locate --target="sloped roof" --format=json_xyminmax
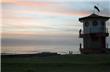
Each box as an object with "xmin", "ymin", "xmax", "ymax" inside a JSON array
[{"xmin": 79, "ymin": 13, "xmax": 110, "ymax": 22}]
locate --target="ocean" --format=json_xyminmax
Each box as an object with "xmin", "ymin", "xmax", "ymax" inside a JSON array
[{"xmin": 1, "ymin": 34, "xmax": 81, "ymax": 54}]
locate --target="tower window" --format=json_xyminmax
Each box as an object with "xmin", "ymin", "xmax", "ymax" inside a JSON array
[
  {"xmin": 93, "ymin": 21, "xmax": 98, "ymax": 26},
  {"xmin": 84, "ymin": 22, "xmax": 89, "ymax": 27}
]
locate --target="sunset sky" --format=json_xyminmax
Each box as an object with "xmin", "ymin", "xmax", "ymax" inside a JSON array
[{"xmin": 1, "ymin": 0, "xmax": 110, "ymax": 54}]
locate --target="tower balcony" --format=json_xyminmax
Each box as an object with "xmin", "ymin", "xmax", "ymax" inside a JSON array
[{"xmin": 79, "ymin": 29, "xmax": 109, "ymax": 38}]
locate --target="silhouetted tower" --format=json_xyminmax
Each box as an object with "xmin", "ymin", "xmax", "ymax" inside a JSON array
[{"xmin": 79, "ymin": 13, "xmax": 110, "ymax": 54}]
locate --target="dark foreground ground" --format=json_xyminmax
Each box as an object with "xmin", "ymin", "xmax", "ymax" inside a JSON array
[{"xmin": 2, "ymin": 54, "xmax": 110, "ymax": 72}]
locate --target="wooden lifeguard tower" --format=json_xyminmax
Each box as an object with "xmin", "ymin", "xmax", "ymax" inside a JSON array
[{"xmin": 79, "ymin": 7, "xmax": 110, "ymax": 54}]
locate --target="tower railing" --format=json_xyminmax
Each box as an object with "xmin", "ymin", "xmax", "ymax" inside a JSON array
[{"xmin": 79, "ymin": 28, "xmax": 109, "ymax": 37}]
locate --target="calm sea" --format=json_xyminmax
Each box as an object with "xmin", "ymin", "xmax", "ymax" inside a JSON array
[{"xmin": 2, "ymin": 35, "xmax": 82, "ymax": 54}]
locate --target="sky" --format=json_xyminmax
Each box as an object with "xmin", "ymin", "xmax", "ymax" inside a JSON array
[{"xmin": 1, "ymin": 0, "xmax": 110, "ymax": 54}]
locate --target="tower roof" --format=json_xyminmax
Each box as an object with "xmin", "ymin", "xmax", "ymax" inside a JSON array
[{"xmin": 79, "ymin": 13, "xmax": 110, "ymax": 22}]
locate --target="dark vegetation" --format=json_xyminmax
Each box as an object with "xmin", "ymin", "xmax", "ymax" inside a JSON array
[{"xmin": 2, "ymin": 54, "xmax": 110, "ymax": 72}]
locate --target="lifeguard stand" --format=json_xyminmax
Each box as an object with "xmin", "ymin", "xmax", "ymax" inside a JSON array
[{"xmin": 79, "ymin": 13, "xmax": 110, "ymax": 54}]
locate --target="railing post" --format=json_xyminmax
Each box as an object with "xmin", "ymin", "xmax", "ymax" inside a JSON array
[
  {"xmin": 79, "ymin": 29, "xmax": 82, "ymax": 37},
  {"xmin": 80, "ymin": 43, "xmax": 82, "ymax": 49},
  {"xmin": 79, "ymin": 43, "xmax": 82, "ymax": 52}
]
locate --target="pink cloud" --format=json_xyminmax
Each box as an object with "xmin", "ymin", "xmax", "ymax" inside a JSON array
[{"xmin": 15, "ymin": 1, "xmax": 48, "ymax": 7}]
